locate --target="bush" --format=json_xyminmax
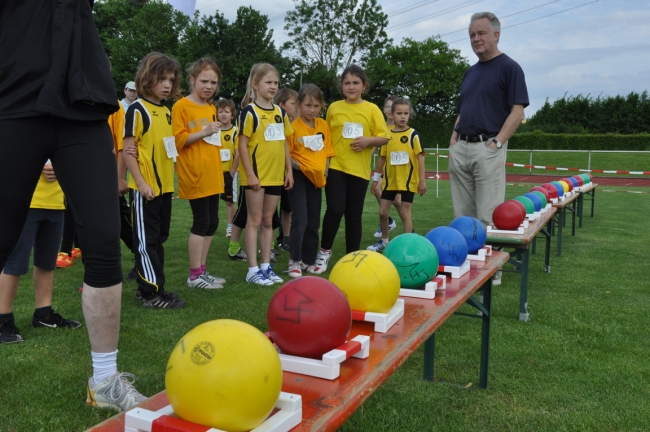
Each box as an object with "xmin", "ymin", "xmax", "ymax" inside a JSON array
[{"xmin": 510, "ymin": 132, "xmax": 650, "ymax": 151}]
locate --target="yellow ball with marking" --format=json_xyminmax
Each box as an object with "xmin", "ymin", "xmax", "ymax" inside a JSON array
[
  {"xmin": 165, "ymin": 319, "xmax": 282, "ymax": 432},
  {"xmin": 329, "ymin": 250, "xmax": 400, "ymax": 313},
  {"xmin": 558, "ymin": 180, "xmax": 570, "ymax": 193}
]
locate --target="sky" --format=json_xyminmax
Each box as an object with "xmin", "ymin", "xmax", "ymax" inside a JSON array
[{"xmin": 191, "ymin": 0, "xmax": 650, "ymax": 116}]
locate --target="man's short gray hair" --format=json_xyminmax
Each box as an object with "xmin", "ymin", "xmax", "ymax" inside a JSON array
[{"xmin": 471, "ymin": 12, "xmax": 501, "ymax": 33}]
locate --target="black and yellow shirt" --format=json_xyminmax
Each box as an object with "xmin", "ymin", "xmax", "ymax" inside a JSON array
[
  {"xmin": 380, "ymin": 128, "xmax": 424, "ymax": 192},
  {"xmin": 125, "ymin": 98, "xmax": 175, "ymax": 195},
  {"xmin": 239, "ymin": 103, "xmax": 293, "ymax": 187},
  {"xmin": 220, "ymin": 125, "xmax": 238, "ymax": 172}
]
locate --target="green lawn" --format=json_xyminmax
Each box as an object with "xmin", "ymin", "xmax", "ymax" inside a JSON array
[{"xmin": 1, "ymin": 181, "xmax": 649, "ymax": 431}]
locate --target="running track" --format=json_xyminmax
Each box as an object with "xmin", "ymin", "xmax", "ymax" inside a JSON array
[{"xmin": 426, "ymin": 173, "xmax": 650, "ymax": 187}]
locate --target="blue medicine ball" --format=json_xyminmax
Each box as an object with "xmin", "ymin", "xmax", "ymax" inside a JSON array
[
  {"xmin": 449, "ymin": 216, "xmax": 486, "ymax": 254},
  {"xmin": 550, "ymin": 181, "xmax": 565, "ymax": 197},
  {"xmin": 522, "ymin": 193, "xmax": 543, "ymax": 212},
  {"xmin": 425, "ymin": 226, "xmax": 468, "ymax": 267},
  {"xmin": 568, "ymin": 177, "xmax": 579, "ymax": 188}
]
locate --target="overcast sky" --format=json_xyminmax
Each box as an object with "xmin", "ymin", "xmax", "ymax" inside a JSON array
[{"xmin": 193, "ymin": 0, "xmax": 650, "ymax": 116}]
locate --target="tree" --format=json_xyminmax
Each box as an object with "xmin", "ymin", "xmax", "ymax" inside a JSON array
[
  {"xmin": 365, "ymin": 37, "xmax": 468, "ymax": 119},
  {"xmin": 283, "ymin": 0, "xmax": 390, "ymax": 72}
]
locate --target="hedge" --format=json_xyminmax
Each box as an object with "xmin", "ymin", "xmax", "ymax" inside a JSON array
[{"xmin": 509, "ymin": 132, "xmax": 650, "ymax": 151}]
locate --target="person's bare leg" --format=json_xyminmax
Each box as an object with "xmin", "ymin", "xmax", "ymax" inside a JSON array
[
  {"xmin": 82, "ymin": 284, "xmax": 121, "ymax": 353},
  {"xmin": 32, "ymin": 267, "xmax": 53, "ymax": 309},
  {"xmin": 244, "ymin": 190, "xmax": 264, "ymax": 268},
  {"xmin": 226, "ymin": 202, "xmax": 236, "ymax": 225},
  {"xmin": 231, "ymin": 225, "xmax": 243, "ymax": 243},
  {"xmin": 379, "ymin": 199, "xmax": 392, "ymax": 240},
  {"xmin": 0, "ymin": 272, "xmax": 19, "ymax": 314},
  {"xmin": 260, "ymin": 195, "xmax": 280, "ymax": 264},
  {"xmin": 397, "ymin": 202, "xmax": 413, "ymax": 234}
]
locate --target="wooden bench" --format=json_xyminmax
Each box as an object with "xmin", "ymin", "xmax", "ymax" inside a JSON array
[
  {"xmin": 576, "ymin": 183, "xmax": 597, "ymax": 228},
  {"xmin": 86, "ymin": 252, "xmax": 508, "ymax": 432}
]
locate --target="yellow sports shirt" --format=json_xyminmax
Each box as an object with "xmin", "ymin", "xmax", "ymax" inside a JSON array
[
  {"xmin": 380, "ymin": 127, "xmax": 424, "ymax": 192},
  {"xmin": 220, "ymin": 125, "xmax": 238, "ymax": 172},
  {"xmin": 30, "ymin": 172, "xmax": 65, "ymax": 210},
  {"xmin": 287, "ymin": 117, "xmax": 335, "ymax": 189}
]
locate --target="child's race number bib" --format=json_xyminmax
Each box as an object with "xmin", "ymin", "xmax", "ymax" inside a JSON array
[
  {"xmin": 163, "ymin": 136, "xmax": 178, "ymax": 159},
  {"xmin": 202, "ymin": 127, "xmax": 221, "ymax": 146},
  {"xmin": 390, "ymin": 151, "xmax": 409, "ymax": 165},
  {"xmin": 303, "ymin": 134, "xmax": 324, "ymax": 152},
  {"xmin": 264, "ymin": 123, "xmax": 285, "ymax": 141},
  {"xmin": 342, "ymin": 122, "xmax": 363, "ymax": 139},
  {"xmin": 220, "ymin": 149, "xmax": 231, "ymax": 161}
]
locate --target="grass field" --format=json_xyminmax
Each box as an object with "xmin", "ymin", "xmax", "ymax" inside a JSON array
[{"xmin": 1, "ymin": 180, "xmax": 649, "ymax": 431}]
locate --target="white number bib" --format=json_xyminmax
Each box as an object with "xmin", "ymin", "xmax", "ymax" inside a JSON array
[
  {"xmin": 390, "ymin": 151, "xmax": 409, "ymax": 165},
  {"xmin": 202, "ymin": 127, "xmax": 221, "ymax": 146},
  {"xmin": 342, "ymin": 122, "xmax": 364, "ymax": 139},
  {"xmin": 303, "ymin": 134, "xmax": 324, "ymax": 152},
  {"xmin": 163, "ymin": 136, "xmax": 178, "ymax": 159},
  {"xmin": 264, "ymin": 123, "xmax": 285, "ymax": 141},
  {"xmin": 220, "ymin": 149, "xmax": 231, "ymax": 161}
]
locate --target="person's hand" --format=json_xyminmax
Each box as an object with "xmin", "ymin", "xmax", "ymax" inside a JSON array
[
  {"xmin": 138, "ymin": 183, "xmax": 155, "ymax": 201},
  {"xmin": 449, "ymin": 136, "xmax": 458, "ymax": 147},
  {"xmin": 118, "ymin": 178, "xmax": 129, "ymax": 196},
  {"xmin": 248, "ymin": 174, "xmax": 261, "ymax": 191},
  {"xmin": 418, "ymin": 179, "xmax": 427, "ymax": 196},
  {"xmin": 284, "ymin": 171, "xmax": 294, "ymax": 190},
  {"xmin": 203, "ymin": 122, "xmax": 221, "ymax": 137},
  {"xmin": 42, "ymin": 163, "xmax": 56, "ymax": 182},
  {"xmin": 350, "ymin": 136, "xmax": 371, "ymax": 152},
  {"xmin": 124, "ymin": 145, "xmax": 139, "ymax": 159},
  {"xmin": 371, "ymin": 181, "xmax": 379, "ymax": 194},
  {"xmin": 230, "ymin": 168, "xmax": 237, "ymax": 178}
]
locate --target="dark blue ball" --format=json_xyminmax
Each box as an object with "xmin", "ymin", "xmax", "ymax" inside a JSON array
[
  {"xmin": 425, "ymin": 227, "xmax": 468, "ymax": 267},
  {"xmin": 550, "ymin": 181, "xmax": 565, "ymax": 197},
  {"xmin": 568, "ymin": 177, "xmax": 579, "ymax": 187},
  {"xmin": 523, "ymin": 193, "xmax": 542, "ymax": 212},
  {"xmin": 449, "ymin": 216, "xmax": 486, "ymax": 254}
]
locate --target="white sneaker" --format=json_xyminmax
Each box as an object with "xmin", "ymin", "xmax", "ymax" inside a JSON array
[
  {"xmin": 246, "ymin": 269, "xmax": 273, "ymax": 286},
  {"xmin": 203, "ymin": 271, "xmax": 226, "ymax": 285},
  {"xmin": 187, "ymin": 274, "xmax": 223, "ymax": 289},
  {"xmin": 301, "ymin": 262, "xmax": 316, "ymax": 274},
  {"xmin": 225, "ymin": 226, "xmax": 232, "ymax": 238},
  {"xmin": 367, "ymin": 240, "xmax": 388, "ymax": 253},
  {"xmin": 311, "ymin": 249, "xmax": 332, "ymax": 275},
  {"xmin": 86, "ymin": 372, "xmax": 147, "ymax": 412},
  {"xmin": 264, "ymin": 267, "xmax": 284, "ymax": 283},
  {"xmin": 374, "ymin": 219, "xmax": 397, "ymax": 238},
  {"xmin": 288, "ymin": 261, "xmax": 302, "ymax": 278}
]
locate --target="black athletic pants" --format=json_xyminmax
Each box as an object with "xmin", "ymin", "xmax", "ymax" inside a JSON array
[
  {"xmin": 0, "ymin": 117, "xmax": 122, "ymax": 287},
  {"xmin": 321, "ymin": 169, "xmax": 369, "ymax": 253},
  {"xmin": 288, "ymin": 169, "xmax": 322, "ymax": 265}
]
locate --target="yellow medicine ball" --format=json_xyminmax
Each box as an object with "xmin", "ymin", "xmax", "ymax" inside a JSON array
[
  {"xmin": 329, "ymin": 250, "xmax": 400, "ymax": 313},
  {"xmin": 166, "ymin": 319, "xmax": 282, "ymax": 432},
  {"xmin": 558, "ymin": 180, "xmax": 569, "ymax": 193}
]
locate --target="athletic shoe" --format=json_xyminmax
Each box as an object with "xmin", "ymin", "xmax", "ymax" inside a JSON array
[
  {"xmin": 32, "ymin": 310, "xmax": 82, "ymax": 329},
  {"xmin": 187, "ymin": 274, "xmax": 223, "ymax": 289},
  {"xmin": 264, "ymin": 267, "xmax": 283, "ymax": 283},
  {"xmin": 367, "ymin": 240, "xmax": 388, "ymax": 253},
  {"xmin": 134, "ymin": 290, "xmax": 178, "ymax": 301},
  {"xmin": 301, "ymin": 262, "xmax": 316, "ymax": 274},
  {"xmin": 373, "ymin": 218, "xmax": 398, "ymax": 238},
  {"xmin": 280, "ymin": 242, "xmax": 291, "ymax": 252},
  {"xmin": 56, "ymin": 252, "xmax": 73, "ymax": 268},
  {"xmin": 203, "ymin": 271, "xmax": 226, "ymax": 285},
  {"xmin": 71, "ymin": 248, "xmax": 82, "ymax": 260},
  {"xmin": 228, "ymin": 248, "xmax": 247, "ymax": 261},
  {"xmin": 86, "ymin": 372, "xmax": 147, "ymax": 412},
  {"xmin": 288, "ymin": 261, "xmax": 302, "ymax": 278},
  {"xmin": 246, "ymin": 269, "xmax": 273, "ymax": 286},
  {"xmin": 311, "ymin": 249, "xmax": 332, "ymax": 275},
  {"xmin": 126, "ymin": 267, "xmax": 138, "ymax": 281},
  {"xmin": 270, "ymin": 249, "xmax": 278, "ymax": 263},
  {"xmin": 0, "ymin": 321, "xmax": 24, "ymax": 344},
  {"xmin": 225, "ymin": 226, "xmax": 232, "ymax": 238},
  {"xmin": 141, "ymin": 291, "xmax": 186, "ymax": 309}
]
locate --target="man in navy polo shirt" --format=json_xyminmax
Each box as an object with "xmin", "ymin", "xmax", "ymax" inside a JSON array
[{"xmin": 449, "ymin": 12, "xmax": 529, "ymax": 227}]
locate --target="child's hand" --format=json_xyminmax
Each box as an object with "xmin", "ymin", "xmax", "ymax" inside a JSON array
[
  {"xmin": 371, "ymin": 181, "xmax": 379, "ymax": 194},
  {"xmin": 42, "ymin": 163, "xmax": 56, "ymax": 182},
  {"xmin": 124, "ymin": 145, "xmax": 139, "ymax": 159},
  {"xmin": 418, "ymin": 179, "xmax": 427, "ymax": 196},
  {"xmin": 230, "ymin": 168, "xmax": 237, "ymax": 178},
  {"xmin": 284, "ymin": 171, "xmax": 294, "ymax": 190},
  {"xmin": 248, "ymin": 174, "xmax": 260, "ymax": 191},
  {"xmin": 118, "ymin": 178, "xmax": 129, "ymax": 196},
  {"xmin": 138, "ymin": 183, "xmax": 155, "ymax": 201},
  {"xmin": 350, "ymin": 136, "xmax": 370, "ymax": 152},
  {"xmin": 203, "ymin": 122, "xmax": 221, "ymax": 137}
]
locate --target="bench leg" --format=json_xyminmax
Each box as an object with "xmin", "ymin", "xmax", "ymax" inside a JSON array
[
  {"xmin": 590, "ymin": 189, "xmax": 595, "ymax": 217},
  {"xmin": 423, "ymin": 333, "xmax": 435, "ymax": 382},
  {"xmin": 578, "ymin": 193, "xmax": 584, "ymax": 228},
  {"xmin": 556, "ymin": 208, "xmax": 564, "ymax": 257},
  {"xmin": 519, "ymin": 249, "xmax": 530, "ymax": 321},
  {"xmin": 479, "ymin": 281, "xmax": 492, "ymax": 389}
]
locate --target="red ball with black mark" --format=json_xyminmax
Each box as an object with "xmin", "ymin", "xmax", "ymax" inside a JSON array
[
  {"xmin": 541, "ymin": 183, "xmax": 559, "ymax": 199},
  {"xmin": 267, "ymin": 277, "xmax": 351, "ymax": 359},
  {"xmin": 529, "ymin": 186, "xmax": 550, "ymax": 201},
  {"xmin": 492, "ymin": 201, "xmax": 525, "ymax": 230}
]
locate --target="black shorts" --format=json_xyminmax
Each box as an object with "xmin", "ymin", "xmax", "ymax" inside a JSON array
[
  {"xmin": 244, "ymin": 185, "xmax": 282, "ymax": 196},
  {"xmin": 279, "ymin": 187, "xmax": 291, "ymax": 212},
  {"xmin": 381, "ymin": 190, "xmax": 414, "ymax": 203},
  {"xmin": 220, "ymin": 171, "xmax": 234, "ymax": 203}
]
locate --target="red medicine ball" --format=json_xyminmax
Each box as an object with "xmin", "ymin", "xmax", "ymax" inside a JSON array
[
  {"xmin": 541, "ymin": 183, "xmax": 559, "ymax": 199},
  {"xmin": 529, "ymin": 186, "xmax": 550, "ymax": 202},
  {"xmin": 493, "ymin": 201, "xmax": 525, "ymax": 230}
]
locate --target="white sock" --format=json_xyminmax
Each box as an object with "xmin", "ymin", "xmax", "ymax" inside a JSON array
[
  {"xmin": 382, "ymin": 238, "xmax": 389, "ymax": 244},
  {"xmin": 91, "ymin": 350, "xmax": 118, "ymax": 385},
  {"xmin": 247, "ymin": 266, "xmax": 260, "ymax": 277},
  {"xmin": 260, "ymin": 263, "xmax": 270, "ymax": 271}
]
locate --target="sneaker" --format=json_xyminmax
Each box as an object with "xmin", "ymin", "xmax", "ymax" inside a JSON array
[
  {"xmin": 0, "ymin": 321, "xmax": 24, "ymax": 344},
  {"xmin": 203, "ymin": 271, "xmax": 226, "ymax": 285},
  {"xmin": 246, "ymin": 269, "xmax": 273, "ymax": 286},
  {"xmin": 367, "ymin": 240, "xmax": 388, "ymax": 253},
  {"xmin": 280, "ymin": 242, "xmax": 291, "ymax": 253},
  {"xmin": 86, "ymin": 372, "xmax": 147, "ymax": 412},
  {"xmin": 288, "ymin": 261, "xmax": 302, "ymax": 278},
  {"xmin": 126, "ymin": 267, "xmax": 138, "ymax": 281},
  {"xmin": 32, "ymin": 310, "xmax": 82, "ymax": 329},
  {"xmin": 56, "ymin": 252, "xmax": 73, "ymax": 268},
  {"xmin": 225, "ymin": 226, "xmax": 232, "ymax": 238},
  {"xmin": 311, "ymin": 249, "xmax": 332, "ymax": 275},
  {"xmin": 270, "ymin": 249, "xmax": 278, "ymax": 263},
  {"xmin": 264, "ymin": 267, "xmax": 283, "ymax": 283},
  {"xmin": 373, "ymin": 219, "xmax": 398, "ymax": 238},
  {"xmin": 228, "ymin": 248, "xmax": 247, "ymax": 261},
  {"xmin": 71, "ymin": 248, "xmax": 82, "ymax": 260},
  {"xmin": 141, "ymin": 291, "xmax": 186, "ymax": 309},
  {"xmin": 301, "ymin": 262, "xmax": 316, "ymax": 274},
  {"xmin": 187, "ymin": 274, "xmax": 223, "ymax": 289}
]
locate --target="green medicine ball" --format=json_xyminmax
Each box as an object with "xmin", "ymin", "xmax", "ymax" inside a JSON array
[
  {"xmin": 513, "ymin": 196, "xmax": 535, "ymax": 214},
  {"xmin": 383, "ymin": 233, "xmax": 439, "ymax": 289},
  {"xmin": 530, "ymin": 191, "xmax": 547, "ymax": 208}
]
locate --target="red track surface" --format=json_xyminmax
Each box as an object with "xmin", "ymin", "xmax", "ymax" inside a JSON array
[{"xmin": 426, "ymin": 173, "xmax": 650, "ymax": 187}]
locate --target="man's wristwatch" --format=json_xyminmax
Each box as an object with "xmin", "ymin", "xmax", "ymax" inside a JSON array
[{"xmin": 491, "ymin": 138, "xmax": 503, "ymax": 149}]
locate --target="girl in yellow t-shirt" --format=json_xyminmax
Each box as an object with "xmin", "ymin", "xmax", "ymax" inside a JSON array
[
  {"xmin": 286, "ymin": 84, "xmax": 335, "ymax": 278},
  {"xmin": 238, "ymin": 63, "xmax": 294, "ymax": 285},
  {"xmin": 171, "ymin": 58, "xmax": 226, "ymax": 290},
  {"xmin": 312, "ymin": 65, "xmax": 389, "ymax": 274}
]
